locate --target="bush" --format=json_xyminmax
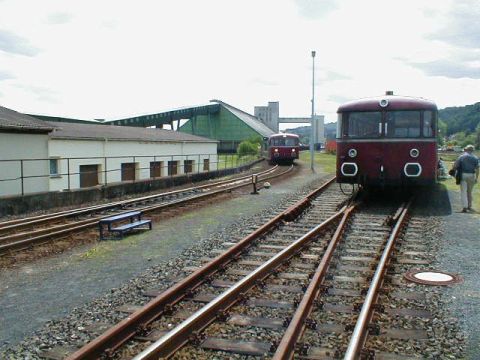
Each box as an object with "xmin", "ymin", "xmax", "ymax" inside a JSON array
[{"xmin": 237, "ymin": 140, "xmax": 259, "ymax": 157}]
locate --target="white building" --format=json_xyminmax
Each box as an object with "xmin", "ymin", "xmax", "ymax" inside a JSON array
[
  {"xmin": 0, "ymin": 106, "xmax": 53, "ymax": 196},
  {"xmin": 0, "ymin": 106, "xmax": 218, "ymax": 197}
]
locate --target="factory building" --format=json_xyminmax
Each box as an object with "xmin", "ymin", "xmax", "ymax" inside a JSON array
[
  {"xmin": 105, "ymin": 100, "xmax": 275, "ymax": 153},
  {"xmin": 254, "ymin": 101, "xmax": 325, "ymax": 146},
  {"xmin": 0, "ymin": 106, "xmax": 217, "ymax": 197}
]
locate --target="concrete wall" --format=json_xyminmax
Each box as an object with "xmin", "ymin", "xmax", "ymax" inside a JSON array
[
  {"xmin": 0, "ymin": 132, "xmax": 49, "ymax": 197},
  {"xmin": 0, "ymin": 158, "xmax": 262, "ymax": 216},
  {"xmin": 48, "ymin": 139, "xmax": 218, "ymax": 191}
]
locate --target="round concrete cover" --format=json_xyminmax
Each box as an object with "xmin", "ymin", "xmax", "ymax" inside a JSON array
[{"xmin": 414, "ymin": 271, "xmax": 453, "ymax": 282}]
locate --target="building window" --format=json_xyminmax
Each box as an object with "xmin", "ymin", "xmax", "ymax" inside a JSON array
[
  {"xmin": 203, "ymin": 159, "xmax": 210, "ymax": 171},
  {"xmin": 168, "ymin": 161, "xmax": 178, "ymax": 176},
  {"xmin": 49, "ymin": 158, "xmax": 59, "ymax": 176},
  {"xmin": 150, "ymin": 161, "xmax": 163, "ymax": 178},
  {"xmin": 184, "ymin": 160, "xmax": 194, "ymax": 173}
]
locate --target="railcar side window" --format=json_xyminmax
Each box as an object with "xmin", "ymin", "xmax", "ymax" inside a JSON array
[
  {"xmin": 423, "ymin": 111, "xmax": 434, "ymax": 137},
  {"xmin": 344, "ymin": 112, "xmax": 381, "ymax": 138},
  {"xmin": 386, "ymin": 111, "xmax": 421, "ymax": 138}
]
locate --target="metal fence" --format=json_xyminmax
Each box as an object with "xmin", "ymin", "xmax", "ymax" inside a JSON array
[{"xmin": 0, "ymin": 153, "xmax": 260, "ymax": 196}]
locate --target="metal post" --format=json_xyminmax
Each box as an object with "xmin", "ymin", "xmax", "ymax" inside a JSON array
[
  {"xmin": 133, "ymin": 156, "xmax": 136, "ymax": 182},
  {"xmin": 67, "ymin": 158, "xmax": 71, "ymax": 190},
  {"xmin": 310, "ymin": 50, "xmax": 316, "ymax": 172},
  {"xmin": 251, "ymin": 174, "xmax": 259, "ymax": 195},
  {"xmin": 104, "ymin": 157, "xmax": 107, "ymax": 186},
  {"xmin": 20, "ymin": 160, "xmax": 24, "ymax": 196}
]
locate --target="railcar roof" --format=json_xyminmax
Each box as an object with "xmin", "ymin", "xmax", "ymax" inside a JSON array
[
  {"xmin": 337, "ymin": 95, "xmax": 437, "ymax": 112},
  {"xmin": 270, "ymin": 133, "xmax": 299, "ymax": 138}
]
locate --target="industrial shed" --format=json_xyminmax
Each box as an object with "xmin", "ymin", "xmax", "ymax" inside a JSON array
[
  {"xmin": 0, "ymin": 107, "xmax": 53, "ymax": 197},
  {"xmin": 46, "ymin": 122, "xmax": 218, "ymax": 192},
  {"xmin": 102, "ymin": 100, "xmax": 275, "ymax": 152},
  {"xmin": 0, "ymin": 105, "xmax": 218, "ymax": 197},
  {"xmin": 178, "ymin": 100, "xmax": 275, "ymax": 152}
]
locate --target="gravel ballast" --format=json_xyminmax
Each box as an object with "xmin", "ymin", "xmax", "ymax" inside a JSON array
[
  {"xmin": 0, "ymin": 169, "xmax": 476, "ymax": 359},
  {"xmin": 0, "ymin": 163, "xmax": 329, "ymax": 357}
]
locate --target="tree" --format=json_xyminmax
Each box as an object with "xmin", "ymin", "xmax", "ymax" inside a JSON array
[
  {"xmin": 237, "ymin": 140, "xmax": 259, "ymax": 157},
  {"xmin": 437, "ymin": 119, "xmax": 447, "ymax": 146}
]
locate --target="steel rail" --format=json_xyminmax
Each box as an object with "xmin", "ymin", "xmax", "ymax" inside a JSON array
[
  {"xmin": 0, "ymin": 166, "xmax": 289, "ymax": 255},
  {"xmin": 272, "ymin": 204, "xmax": 357, "ymax": 360},
  {"xmin": 0, "ymin": 165, "xmax": 279, "ymax": 232},
  {"xmin": 66, "ymin": 177, "xmax": 336, "ymax": 360},
  {"xmin": 133, "ymin": 205, "xmax": 348, "ymax": 360},
  {"xmin": 343, "ymin": 199, "xmax": 413, "ymax": 360}
]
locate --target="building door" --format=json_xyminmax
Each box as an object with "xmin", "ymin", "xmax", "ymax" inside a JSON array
[
  {"xmin": 168, "ymin": 161, "xmax": 178, "ymax": 176},
  {"xmin": 184, "ymin": 160, "xmax": 194, "ymax": 173},
  {"xmin": 79, "ymin": 165, "xmax": 99, "ymax": 188},
  {"xmin": 150, "ymin": 161, "xmax": 163, "ymax": 178},
  {"xmin": 121, "ymin": 163, "xmax": 136, "ymax": 181}
]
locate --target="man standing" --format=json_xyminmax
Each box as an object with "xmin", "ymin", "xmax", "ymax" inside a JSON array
[{"xmin": 454, "ymin": 144, "xmax": 479, "ymax": 212}]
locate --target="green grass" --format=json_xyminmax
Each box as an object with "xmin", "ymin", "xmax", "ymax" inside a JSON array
[
  {"xmin": 217, "ymin": 154, "xmax": 259, "ymax": 169},
  {"xmin": 299, "ymin": 151, "xmax": 337, "ymax": 174}
]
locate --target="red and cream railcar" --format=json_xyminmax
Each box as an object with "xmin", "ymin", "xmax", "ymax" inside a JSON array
[
  {"xmin": 267, "ymin": 133, "xmax": 300, "ymax": 164},
  {"xmin": 336, "ymin": 92, "xmax": 438, "ymax": 187}
]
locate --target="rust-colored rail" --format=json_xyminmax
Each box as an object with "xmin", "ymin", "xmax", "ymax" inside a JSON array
[
  {"xmin": 273, "ymin": 204, "xmax": 357, "ymax": 360},
  {"xmin": 0, "ymin": 165, "xmax": 279, "ymax": 233},
  {"xmin": 0, "ymin": 166, "xmax": 290, "ymax": 255},
  {"xmin": 134, "ymin": 205, "xmax": 347, "ymax": 360},
  {"xmin": 66, "ymin": 177, "xmax": 336, "ymax": 360},
  {"xmin": 343, "ymin": 199, "xmax": 412, "ymax": 360}
]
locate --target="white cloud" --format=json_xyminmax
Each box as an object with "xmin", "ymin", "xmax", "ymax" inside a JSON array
[{"xmin": 0, "ymin": 0, "xmax": 478, "ymax": 123}]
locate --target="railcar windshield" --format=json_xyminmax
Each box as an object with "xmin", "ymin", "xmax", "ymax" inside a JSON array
[
  {"xmin": 386, "ymin": 111, "xmax": 421, "ymax": 138},
  {"xmin": 339, "ymin": 110, "xmax": 436, "ymax": 139},
  {"xmin": 342, "ymin": 112, "xmax": 381, "ymax": 138},
  {"xmin": 270, "ymin": 136, "xmax": 299, "ymax": 146}
]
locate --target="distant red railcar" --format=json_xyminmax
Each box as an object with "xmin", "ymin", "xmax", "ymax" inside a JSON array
[
  {"xmin": 267, "ymin": 133, "xmax": 300, "ymax": 164},
  {"xmin": 336, "ymin": 92, "xmax": 438, "ymax": 187}
]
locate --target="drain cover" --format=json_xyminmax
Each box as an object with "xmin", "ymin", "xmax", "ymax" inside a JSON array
[{"xmin": 404, "ymin": 269, "xmax": 463, "ymax": 286}]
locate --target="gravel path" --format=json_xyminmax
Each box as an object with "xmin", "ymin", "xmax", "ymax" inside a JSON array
[
  {"xmin": 436, "ymin": 188, "xmax": 480, "ymax": 359},
  {"xmin": 0, "ymin": 162, "xmax": 328, "ymax": 355}
]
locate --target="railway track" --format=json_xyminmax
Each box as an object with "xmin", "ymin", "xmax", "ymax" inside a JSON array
[
  {"xmin": 38, "ymin": 182, "xmax": 435, "ymax": 360},
  {"xmin": 55, "ymin": 179, "xmax": 348, "ymax": 359},
  {"xmin": 0, "ymin": 165, "xmax": 291, "ymax": 256}
]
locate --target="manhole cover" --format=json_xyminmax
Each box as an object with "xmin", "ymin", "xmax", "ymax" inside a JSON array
[{"xmin": 404, "ymin": 269, "xmax": 463, "ymax": 286}]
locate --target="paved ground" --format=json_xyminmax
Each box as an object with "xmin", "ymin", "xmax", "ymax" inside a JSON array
[
  {"xmin": 437, "ymin": 188, "xmax": 480, "ymax": 359},
  {"xmin": 0, "ymin": 163, "xmax": 322, "ymax": 349}
]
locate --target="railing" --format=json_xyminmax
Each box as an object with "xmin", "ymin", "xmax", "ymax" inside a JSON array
[{"xmin": 0, "ymin": 153, "xmax": 260, "ymax": 197}]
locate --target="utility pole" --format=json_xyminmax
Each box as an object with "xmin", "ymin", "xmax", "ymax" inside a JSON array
[{"xmin": 310, "ymin": 50, "xmax": 316, "ymax": 172}]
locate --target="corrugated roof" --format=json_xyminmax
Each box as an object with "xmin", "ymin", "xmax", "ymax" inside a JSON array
[
  {"xmin": 212, "ymin": 100, "xmax": 275, "ymax": 137},
  {"xmin": 46, "ymin": 121, "xmax": 217, "ymax": 143},
  {"xmin": 0, "ymin": 106, "xmax": 54, "ymax": 133}
]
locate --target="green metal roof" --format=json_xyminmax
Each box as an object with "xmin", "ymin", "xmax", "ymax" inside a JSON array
[{"xmin": 105, "ymin": 102, "xmax": 221, "ymax": 127}]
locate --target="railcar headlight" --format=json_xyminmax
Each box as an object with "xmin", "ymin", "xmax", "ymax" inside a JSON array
[
  {"xmin": 274, "ymin": 148, "xmax": 278, "ymax": 152},
  {"xmin": 292, "ymin": 148, "xmax": 296, "ymax": 152},
  {"xmin": 348, "ymin": 148, "xmax": 357, "ymax": 158},
  {"xmin": 410, "ymin": 148, "xmax": 419, "ymax": 158},
  {"xmin": 379, "ymin": 99, "xmax": 389, "ymax": 107}
]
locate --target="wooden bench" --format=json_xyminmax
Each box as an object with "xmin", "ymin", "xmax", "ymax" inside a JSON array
[{"xmin": 99, "ymin": 211, "xmax": 152, "ymax": 240}]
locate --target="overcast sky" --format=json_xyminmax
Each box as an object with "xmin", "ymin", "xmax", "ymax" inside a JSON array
[{"xmin": 0, "ymin": 0, "xmax": 479, "ymax": 125}]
